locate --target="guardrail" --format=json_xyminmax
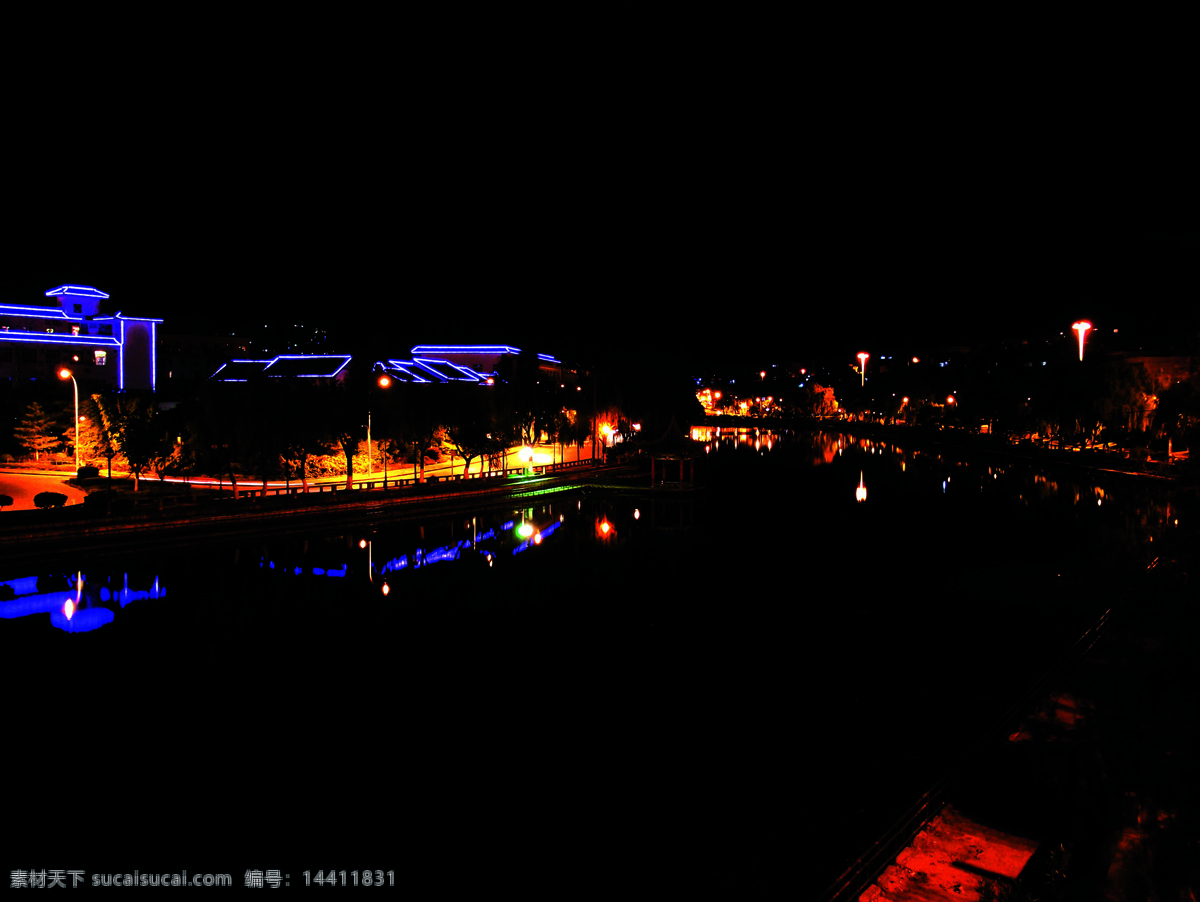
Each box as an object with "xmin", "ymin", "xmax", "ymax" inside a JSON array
[
  {"xmin": 224, "ymin": 460, "xmax": 599, "ymax": 498},
  {"xmin": 818, "ymin": 555, "xmax": 1162, "ymax": 902}
]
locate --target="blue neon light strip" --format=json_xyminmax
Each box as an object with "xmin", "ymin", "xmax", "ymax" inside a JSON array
[
  {"xmin": 44, "ymin": 285, "xmax": 110, "ymax": 299},
  {"xmin": 411, "ymin": 360, "xmax": 457, "ymax": 382},
  {"xmin": 262, "ymin": 354, "xmax": 353, "ymax": 378},
  {"xmin": 0, "ymin": 332, "xmax": 120, "ymax": 347},
  {"xmin": 0, "ymin": 305, "xmax": 73, "ymax": 319},
  {"xmin": 385, "ymin": 361, "xmax": 431, "ymax": 383},
  {"xmin": 537, "ymin": 354, "xmax": 561, "ymax": 363},
  {"xmin": 412, "ymin": 358, "xmax": 483, "ymax": 381},
  {"xmin": 411, "ymin": 345, "xmax": 522, "ymax": 356},
  {"xmin": 477, "ymin": 528, "xmax": 495, "ymax": 542}
]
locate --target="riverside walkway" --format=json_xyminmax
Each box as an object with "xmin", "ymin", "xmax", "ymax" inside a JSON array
[{"xmin": 0, "ymin": 461, "xmax": 641, "ymax": 567}]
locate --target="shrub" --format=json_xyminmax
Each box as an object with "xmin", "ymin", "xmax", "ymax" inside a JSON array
[
  {"xmin": 34, "ymin": 492, "xmax": 68, "ymax": 509},
  {"xmin": 0, "ymin": 494, "xmax": 13, "ymax": 509},
  {"xmin": 77, "ymin": 465, "xmax": 100, "ymax": 479}
]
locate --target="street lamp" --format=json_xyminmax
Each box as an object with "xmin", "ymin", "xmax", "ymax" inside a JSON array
[
  {"xmin": 368, "ymin": 373, "xmax": 392, "ymax": 483},
  {"xmin": 1072, "ymin": 321, "xmax": 1092, "ymax": 361},
  {"xmin": 58, "ymin": 368, "xmax": 79, "ymax": 472},
  {"xmin": 857, "ymin": 353, "xmax": 869, "ymax": 387}
]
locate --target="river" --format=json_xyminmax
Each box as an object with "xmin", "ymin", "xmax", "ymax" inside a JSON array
[{"xmin": 1, "ymin": 428, "xmax": 1188, "ymax": 892}]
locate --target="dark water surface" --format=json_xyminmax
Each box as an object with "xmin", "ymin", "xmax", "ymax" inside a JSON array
[{"xmin": 1, "ymin": 430, "xmax": 1184, "ymax": 891}]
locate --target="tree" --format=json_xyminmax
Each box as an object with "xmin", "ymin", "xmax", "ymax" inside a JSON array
[
  {"xmin": 115, "ymin": 397, "xmax": 161, "ymax": 492},
  {"xmin": 494, "ymin": 350, "xmax": 545, "ymax": 446},
  {"xmin": 279, "ymin": 381, "xmax": 335, "ymax": 493},
  {"xmin": 14, "ymin": 402, "xmax": 59, "ymax": 462},
  {"xmin": 60, "ymin": 397, "xmax": 105, "ymax": 465}
]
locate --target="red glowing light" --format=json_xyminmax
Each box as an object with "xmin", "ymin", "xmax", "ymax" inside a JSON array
[
  {"xmin": 359, "ymin": 539, "xmax": 367, "ymax": 548},
  {"xmin": 533, "ymin": 532, "xmax": 543, "ymax": 545},
  {"xmin": 381, "ymin": 583, "xmax": 390, "ymax": 595},
  {"xmin": 601, "ymin": 521, "xmax": 610, "ymax": 534},
  {"xmin": 377, "ymin": 375, "xmax": 391, "ymax": 388},
  {"xmin": 64, "ymin": 599, "xmax": 75, "ymax": 619}
]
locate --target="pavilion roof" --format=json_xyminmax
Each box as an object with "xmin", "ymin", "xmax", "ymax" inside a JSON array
[{"xmin": 641, "ymin": 417, "xmax": 702, "ymax": 460}]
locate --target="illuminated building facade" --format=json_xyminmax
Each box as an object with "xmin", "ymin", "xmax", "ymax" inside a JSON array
[
  {"xmin": 210, "ymin": 346, "xmax": 572, "ymax": 387},
  {"xmin": 0, "ymin": 285, "xmax": 161, "ymax": 391}
]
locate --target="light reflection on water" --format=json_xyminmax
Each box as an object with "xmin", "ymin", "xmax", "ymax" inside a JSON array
[
  {"xmin": 0, "ymin": 499, "xmax": 619, "ymax": 634},
  {"xmin": 0, "ymin": 571, "xmax": 165, "ymax": 633},
  {"xmin": 2, "ymin": 431, "xmax": 1185, "ymax": 636}
]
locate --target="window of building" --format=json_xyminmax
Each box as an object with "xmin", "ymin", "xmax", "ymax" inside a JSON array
[
  {"xmin": 94, "ymin": 350, "xmax": 107, "ymax": 366},
  {"xmin": 98, "ymin": 325, "xmax": 112, "ymax": 336},
  {"xmin": 73, "ymin": 303, "xmax": 82, "ymax": 313}
]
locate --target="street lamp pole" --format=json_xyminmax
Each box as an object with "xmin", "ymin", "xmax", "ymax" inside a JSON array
[
  {"xmin": 373, "ymin": 373, "xmax": 391, "ymax": 486},
  {"xmin": 857, "ymin": 352, "xmax": 869, "ymax": 387},
  {"xmin": 58, "ymin": 368, "xmax": 79, "ymax": 473}
]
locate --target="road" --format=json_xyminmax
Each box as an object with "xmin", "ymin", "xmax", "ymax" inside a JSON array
[
  {"xmin": 0, "ymin": 472, "xmax": 89, "ymax": 511},
  {"xmin": 0, "ymin": 442, "xmax": 603, "ymax": 502}
]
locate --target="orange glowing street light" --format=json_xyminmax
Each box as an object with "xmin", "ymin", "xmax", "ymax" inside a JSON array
[
  {"xmin": 857, "ymin": 353, "xmax": 869, "ymax": 386},
  {"xmin": 58, "ymin": 368, "xmax": 79, "ymax": 472},
  {"xmin": 1072, "ymin": 321, "xmax": 1092, "ymax": 361},
  {"xmin": 856, "ymin": 471, "xmax": 867, "ymax": 503}
]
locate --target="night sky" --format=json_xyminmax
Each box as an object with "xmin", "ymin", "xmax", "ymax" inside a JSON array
[{"xmin": 11, "ymin": 61, "xmax": 1196, "ymax": 377}]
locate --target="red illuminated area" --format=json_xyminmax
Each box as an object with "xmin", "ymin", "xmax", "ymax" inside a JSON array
[{"xmin": 859, "ymin": 806, "xmax": 1039, "ymax": 901}]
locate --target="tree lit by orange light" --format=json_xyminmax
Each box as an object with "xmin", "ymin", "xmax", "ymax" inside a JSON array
[{"xmin": 1072, "ymin": 321, "xmax": 1092, "ymax": 361}]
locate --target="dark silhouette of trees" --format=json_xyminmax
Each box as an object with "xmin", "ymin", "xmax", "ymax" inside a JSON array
[
  {"xmin": 14, "ymin": 402, "xmax": 58, "ymax": 461},
  {"xmin": 444, "ymin": 385, "xmax": 492, "ymax": 477}
]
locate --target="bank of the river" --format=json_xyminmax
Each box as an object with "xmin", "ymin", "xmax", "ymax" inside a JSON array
[
  {"xmin": 0, "ymin": 463, "xmax": 644, "ymax": 566},
  {"xmin": 811, "ymin": 421, "xmax": 1194, "ymax": 486}
]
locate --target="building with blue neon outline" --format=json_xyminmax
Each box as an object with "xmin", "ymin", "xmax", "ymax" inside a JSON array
[{"xmin": 0, "ymin": 285, "xmax": 161, "ymax": 391}]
